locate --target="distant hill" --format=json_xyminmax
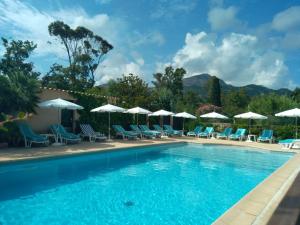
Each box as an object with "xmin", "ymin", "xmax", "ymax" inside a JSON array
[{"xmin": 183, "ymin": 74, "xmax": 292, "ymax": 98}]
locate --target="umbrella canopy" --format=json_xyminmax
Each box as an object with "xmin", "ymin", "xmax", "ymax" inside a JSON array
[
  {"xmin": 275, "ymin": 108, "xmax": 300, "ymax": 117},
  {"xmin": 149, "ymin": 110, "xmax": 174, "ymax": 116},
  {"xmin": 91, "ymin": 104, "xmax": 126, "ymax": 140},
  {"xmin": 174, "ymin": 112, "xmax": 197, "ymax": 119},
  {"xmin": 125, "ymin": 107, "xmax": 152, "ymax": 114},
  {"xmin": 125, "ymin": 107, "xmax": 152, "ymax": 125},
  {"xmin": 200, "ymin": 112, "xmax": 228, "ymax": 119},
  {"xmin": 275, "ymin": 108, "xmax": 300, "ymax": 138},
  {"xmin": 38, "ymin": 98, "xmax": 83, "ymax": 110},
  {"xmin": 234, "ymin": 111, "xmax": 267, "ymax": 134},
  {"xmin": 38, "ymin": 98, "xmax": 83, "ymax": 144},
  {"xmin": 234, "ymin": 112, "xmax": 267, "ymax": 119},
  {"xmin": 91, "ymin": 104, "xmax": 125, "ymax": 113},
  {"xmin": 149, "ymin": 110, "xmax": 174, "ymax": 127},
  {"xmin": 174, "ymin": 112, "xmax": 197, "ymax": 131}
]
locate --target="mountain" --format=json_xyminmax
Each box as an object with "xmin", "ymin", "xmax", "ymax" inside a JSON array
[{"xmin": 183, "ymin": 74, "xmax": 292, "ymax": 98}]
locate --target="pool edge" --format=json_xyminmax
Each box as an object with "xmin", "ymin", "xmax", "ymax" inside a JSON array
[{"xmin": 211, "ymin": 152, "xmax": 300, "ymax": 225}]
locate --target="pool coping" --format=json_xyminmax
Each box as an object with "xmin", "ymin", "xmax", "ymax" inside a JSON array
[
  {"xmin": 210, "ymin": 149, "xmax": 300, "ymax": 225},
  {"xmin": 0, "ymin": 137, "xmax": 299, "ymax": 224}
]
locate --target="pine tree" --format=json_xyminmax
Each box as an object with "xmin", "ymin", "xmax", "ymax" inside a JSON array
[{"xmin": 208, "ymin": 76, "xmax": 222, "ymax": 107}]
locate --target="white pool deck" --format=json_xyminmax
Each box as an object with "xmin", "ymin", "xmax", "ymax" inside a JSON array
[{"xmin": 0, "ymin": 137, "xmax": 299, "ymax": 225}]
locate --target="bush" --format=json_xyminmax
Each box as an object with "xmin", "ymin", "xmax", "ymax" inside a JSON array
[{"xmin": 0, "ymin": 122, "xmax": 22, "ymax": 146}]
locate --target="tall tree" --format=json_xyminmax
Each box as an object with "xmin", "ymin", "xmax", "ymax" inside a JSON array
[
  {"xmin": 291, "ymin": 88, "xmax": 300, "ymax": 103},
  {"xmin": 152, "ymin": 66, "xmax": 186, "ymax": 111},
  {"xmin": 46, "ymin": 21, "xmax": 113, "ymax": 89},
  {"xmin": 222, "ymin": 90, "xmax": 249, "ymax": 116},
  {"xmin": 0, "ymin": 38, "xmax": 40, "ymax": 78},
  {"xmin": 107, "ymin": 74, "xmax": 151, "ymax": 108},
  {"xmin": 0, "ymin": 38, "xmax": 40, "ymax": 114},
  {"xmin": 248, "ymin": 93, "xmax": 298, "ymax": 115},
  {"xmin": 208, "ymin": 76, "xmax": 221, "ymax": 107}
]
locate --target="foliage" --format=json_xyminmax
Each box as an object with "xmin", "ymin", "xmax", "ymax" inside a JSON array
[
  {"xmin": 45, "ymin": 21, "xmax": 113, "ymax": 89},
  {"xmin": 0, "ymin": 38, "xmax": 41, "ymax": 115},
  {"xmin": 175, "ymin": 91, "xmax": 203, "ymax": 113},
  {"xmin": 208, "ymin": 76, "xmax": 221, "ymax": 107},
  {"xmin": 291, "ymin": 88, "xmax": 300, "ymax": 103},
  {"xmin": 222, "ymin": 89, "xmax": 249, "ymax": 116},
  {"xmin": 0, "ymin": 121, "xmax": 22, "ymax": 146},
  {"xmin": 248, "ymin": 93, "xmax": 298, "ymax": 115},
  {"xmin": 74, "ymin": 87, "xmax": 109, "ymax": 133},
  {"xmin": 152, "ymin": 66, "xmax": 186, "ymax": 111},
  {"xmin": 0, "ymin": 38, "xmax": 40, "ymax": 78},
  {"xmin": 196, "ymin": 104, "xmax": 221, "ymax": 115},
  {"xmin": 107, "ymin": 74, "xmax": 152, "ymax": 108}
]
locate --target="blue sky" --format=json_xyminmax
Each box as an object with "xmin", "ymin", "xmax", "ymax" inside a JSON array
[{"xmin": 0, "ymin": 0, "xmax": 300, "ymax": 89}]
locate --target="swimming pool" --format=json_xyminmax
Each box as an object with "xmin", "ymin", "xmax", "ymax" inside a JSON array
[{"xmin": 0, "ymin": 143, "xmax": 293, "ymax": 225}]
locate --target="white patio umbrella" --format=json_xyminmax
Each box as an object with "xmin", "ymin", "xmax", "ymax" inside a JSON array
[
  {"xmin": 200, "ymin": 112, "xmax": 228, "ymax": 119},
  {"xmin": 174, "ymin": 112, "xmax": 197, "ymax": 131},
  {"xmin": 125, "ymin": 107, "xmax": 152, "ymax": 125},
  {"xmin": 275, "ymin": 108, "xmax": 300, "ymax": 138},
  {"xmin": 149, "ymin": 110, "xmax": 174, "ymax": 127},
  {"xmin": 38, "ymin": 98, "xmax": 83, "ymax": 144},
  {"xmin": 38, "ymin": 98, "xmax": 84, "ymax": 123},
  {"xmin": 234, "ymin": 111, "xmax": 267, "ymax": 133},
  {"xmin": 91, "ymin": 104, "xmax": 125, "ymax": 140}
]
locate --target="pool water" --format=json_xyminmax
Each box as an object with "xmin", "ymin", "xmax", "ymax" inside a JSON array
[{"xmin": 0, "ymin": 143, "xmax": 293, "ymax": 225}]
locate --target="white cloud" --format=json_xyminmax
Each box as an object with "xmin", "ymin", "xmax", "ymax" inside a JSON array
[
  {"xmin": 0, "ymin": 0, "xmax": 146, "ymax": 83},
  {"xmin": 150, "ymin": 0, "xmax": 197, "ymax": 19},
  {"xmin": 166, "ymin": 32, "xmax": 290, "ymax": 89},
  {"xmin": 208, "ymin": 6, "xmax": 242, "ymax": 31},
  {"xmin": 95, "ymin": 52, "xmax": 144, "ymax": 84},
  {"xmin": 272, "ymin": 6, "xmax": 300, "ymax": 31}
]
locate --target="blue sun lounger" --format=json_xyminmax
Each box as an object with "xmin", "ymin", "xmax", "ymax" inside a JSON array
[
  {"xmin": 153, "ymin": 124, "xmax": 172, "ymax": 136},
  {"xmin": 216, "ymin": 127, "xmax": 232, "ymax": 139},
  {"xmin": 18, "ymin": 123, "xmax": 49, "ymax": 148},
  {"xmin": 112, "ymin": 125, "xmax": 139, "ymax": 140},
  {"xmin": 187, "ymin": 126, "xmax": 203, "ymax": 137},
  {"xmin": 229, "ymin": 128, "xmax": 246, "ymax": 141},
  {"xmin": 257, "ymin": 129, "xmax": 273, "ymax": 143},
  {"xmin": 50, "ymin": 124, "xmax": 81, "ymax": 144},
  {"xmin": 130, "ymin": 125, "xmax": 156, "ymax": 139},
  {"xmin": 278, "ymin": 139, "xmax": 300, "ymax": 149},
  {"xmin": 163, "ymin": 125, "xmax": 183, "ymax": 136},
  {"xmin": 198, "ymin": 127, "xmax": 214, "ymax": 138},
  {"xmin": 139, "ymin": 125, "xmax": 161, "ymax": 137}
]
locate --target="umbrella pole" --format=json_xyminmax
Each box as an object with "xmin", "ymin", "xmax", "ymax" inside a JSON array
[
  {"xmin": 249, "ymin": 119, "xmax": 251, "ymax": 134},
  {"xmin": 296, "ymin": 117, "xmax": 298, "ymax": 139},
  {"xmin": 108, "ymin": 112, "xmax": 111, "ymax": 141},
  {"xmin": 58, "ymin": 108, "xmax": 61, "ymax": 124},
  {"xmin": 183, "ymin": 118, "xmax": 185, "ymax": 132},
  {"xmin": 137, "ymin": 114, "xmax": 139, "ymax": 126}
]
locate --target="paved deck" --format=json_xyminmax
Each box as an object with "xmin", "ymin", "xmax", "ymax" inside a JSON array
[{"xmin": 0, "ymin": 137, "xmax": 299, "ymax": 225}]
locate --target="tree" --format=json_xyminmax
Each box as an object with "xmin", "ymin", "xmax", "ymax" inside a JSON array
[
  {"xmin": 153, "ymin": 66, "xmax": 185, "ymax": 97},
  {"xmin": 47, "ymin": 21, "xmax": 113, "ymax": 88},
  {"xmin": 107, "ymin": 74, "xmax": 151, "ymax": 108},
  {"xmin": 0, "ymin": 38, "xmax": 40, "ymax": 78},
  {"xmin": 0, "ymin": 38, "xmax": 40, "ymax": 114},
  {"xmin": 152, "ymin": 66, "xmax": 186, "ymax": 111},
  {"xmin": 222, "ymin": 90, "xmax": 249, "ymax": 116},
  {"xmin": 208, "ymin": 76, "xmax": 221, "ymax": 107},
  {"xmin": 175, "ymin": 91, "xmax": 203, "ymax": 113},
  {"xmin": 291, "ymin": 88, "xmax": 300, "ymax": 103},
  {"xmin": 248, "ymin": 93, "xmax": 298, "ymax": 115},
  {"xmin": 0, "ymin": 71, "xmax": 40, "ymax": 114}
]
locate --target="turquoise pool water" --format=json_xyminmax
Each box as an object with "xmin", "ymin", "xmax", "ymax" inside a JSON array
[{"xmin": 0, "ymin": 143, "xmax": 293, "ymax": 225}]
